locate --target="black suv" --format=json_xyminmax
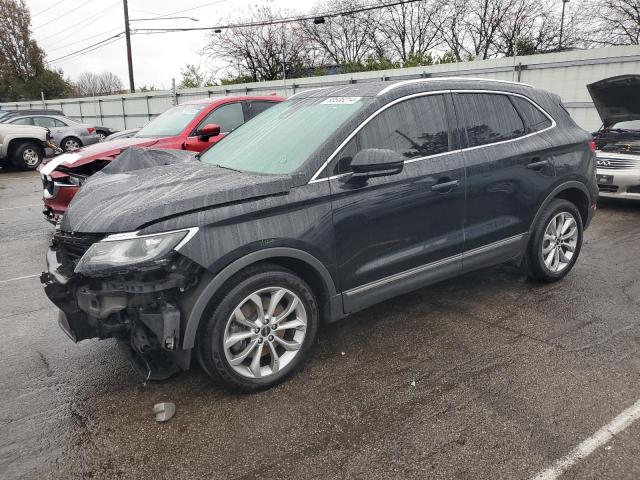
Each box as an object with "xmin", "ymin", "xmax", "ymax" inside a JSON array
[{"xmin": 42, "ymin": 78, "xmax": 597, "ymax": 391}]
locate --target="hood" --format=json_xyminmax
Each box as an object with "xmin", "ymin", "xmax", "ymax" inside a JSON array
[
  {"xmin": 39, "ymin": 136, "xmax": 160, "ymax": 175},
  {"xmin": 60, "ymin": 161, "xmax": 292, "ymax": 233},
  {"xmin": 587, "ymin": 75, "xmax": 640, "ymax": 128}
]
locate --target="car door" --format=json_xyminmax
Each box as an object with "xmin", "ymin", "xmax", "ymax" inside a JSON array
[
  {"xmin": 33, "ymin": 116, "xmax": 65, "ymax": 142},
  {"xmin": 184, "ymin": 102, "xmax": 245, "ymax": 153},
  {"xmin": 326, "ymin": 93, "xmax": 466, "ymax": 312},
  {"xmin": 452, "ymin": 92, "xmax": 556, "ymax": 269}
]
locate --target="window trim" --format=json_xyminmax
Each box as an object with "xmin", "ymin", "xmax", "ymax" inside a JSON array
[{"xmin": 308, "ymin": 89, "xmax": 556, "ymax": 184}]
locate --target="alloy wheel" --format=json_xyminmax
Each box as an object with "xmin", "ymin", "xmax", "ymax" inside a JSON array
[
  {"xmin": 22, "ymin": 148, "xmax": 40, "ymax": 167},
  {"xmin": 223, "ymin": 287, "xmax": 307, "ymax": 379},
  {"xmin": 64, "ymin": 139, "xmax": 80, "ymax": 151},
  {"xmin": 542, "ymin": 211, "xmax": 578, "ymax": 273}
]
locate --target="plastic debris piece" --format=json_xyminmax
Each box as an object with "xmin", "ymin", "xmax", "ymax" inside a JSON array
[
  {"xmin": 153, "ymin": 402, "xmax": 176, "ymax": 423},
  {"xmin": 341, "ymin": 352, "xmax": 346, "ymax": 356},
  {"xmin": 410, "ymin": 380, "xmax": 416, "ymax": 387}
]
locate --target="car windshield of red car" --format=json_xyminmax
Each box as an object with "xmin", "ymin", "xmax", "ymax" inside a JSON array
[{"xmin": 136, "ymin": 104, "xmax": 206, "ymax": 138}]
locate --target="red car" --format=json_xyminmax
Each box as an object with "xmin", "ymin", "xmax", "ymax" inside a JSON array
[{"xmin": 39, "ymin": 95, "xmax": 283, "ymax": 222}]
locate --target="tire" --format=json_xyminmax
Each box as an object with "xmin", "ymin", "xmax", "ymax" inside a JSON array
[
  {"xmin": 197, "ymin": 263, "xmax": 319, "ymax": 392},
  {"xmin": 524, "ymin": 199, "xmax": 583, "ymax": 282},
  {"xmin": 11, "ymin": 142, "xmax": 44, "ymax": 170},
  {"xmin": 96, "ymin": 130, "xmax": 107, "ymax": 142},
  {"xmin": 61, "ymin": 136, "xmax": 82, "ymax": 152}
]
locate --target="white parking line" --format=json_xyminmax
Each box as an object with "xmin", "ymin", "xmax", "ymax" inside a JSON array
[
  {"xmin": 0, "ymin": 273, "xmax": 40, "ymax": 284},
  {"xmin": 0, "ymin": 204, "xmax": 41, "ymax": 212},
  {"xmin": 531, "ymin": 398, "xmax": 640, "ymax": 480}
]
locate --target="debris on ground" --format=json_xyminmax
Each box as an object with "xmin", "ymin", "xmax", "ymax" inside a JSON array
[{"xmin": 153, "ymin": 402, "xmax": 176, "ymax": 423}]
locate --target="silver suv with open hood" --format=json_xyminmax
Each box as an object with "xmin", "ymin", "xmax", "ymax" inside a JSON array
[{"xmin": 588, "ymin": 75, "xmax": 640, "ymax": 200}]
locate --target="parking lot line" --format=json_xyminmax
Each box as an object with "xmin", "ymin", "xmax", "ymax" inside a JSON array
[
  {"xmin": 0, "ymin": 204, "xmax": 42, "ymax": 212},
  {"xmin": 0, "ymin": 273, "xmax": 40, "ymax": 284},
  {"xmin": 531, "ymin": 398, "xmax": 640, "ymax": 480}
]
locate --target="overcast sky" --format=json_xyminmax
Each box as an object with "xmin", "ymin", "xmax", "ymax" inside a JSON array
[{"xmin": 26, "ymin": 0, "xmax": 307, "ymax": 89}]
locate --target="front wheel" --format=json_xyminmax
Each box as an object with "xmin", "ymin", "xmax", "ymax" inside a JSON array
[
  {"xmin": 12, "ymin": 142, "xmax": 44, "ymax": 170},
  {"xmin": 524, "ymin": 199, "xmax": 583, "ymax": 282},
  {"xmin": 61, "ymin": 137, "xmax": 82, "ymax": 152},
  {"xmin": 197, "ymin": 264, "xmax": 319, "ymax": 392}
]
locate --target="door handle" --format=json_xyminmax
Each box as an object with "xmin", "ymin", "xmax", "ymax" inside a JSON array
[
  {"xmin": 526, "ymin": 158, "xmax": 550, "ymax": 170},
  {"xmin": 431, "ymin": 179, "xmax": 459, "ymax": 193}
]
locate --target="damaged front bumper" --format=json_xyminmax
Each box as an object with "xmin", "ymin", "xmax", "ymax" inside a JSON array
[{"xmin": 41, "ymin": 245, "xmax": 200, "ymax": 380}]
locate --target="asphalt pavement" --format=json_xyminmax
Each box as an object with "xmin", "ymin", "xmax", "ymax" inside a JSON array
[{"xmin": 1, "ymin": 169, "xmax": 639, "ymax": 480}]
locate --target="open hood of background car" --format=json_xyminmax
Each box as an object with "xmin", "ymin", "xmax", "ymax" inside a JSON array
[
  {"xmin": 587, "ymin": 75, "xmax": 640, "ymax": 128},
  {"xmin": 60, "ymin": 160, "xmax": 293, "ymax": 233}
]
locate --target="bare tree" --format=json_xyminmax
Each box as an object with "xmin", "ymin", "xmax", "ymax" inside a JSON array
[
  {"xmin": 373, "ymin": 0, "xmax": 443, "ymax": 63},
  {"xmin": 301, "ymin": 0, "xmax": 379, "ymax": 65},
  {"xmin": 590, "ymin": 0, "xmax": 640, "ymax": 45},
  {"xmin": 74, "ymin": 71, "xmax": 123, "ymax": 96},
  {"xmin": 204, "ymin": 6, "xmax": 312, "ymax": 81},
  {"xmin": 495, "ymin": 0, "xmax": 559, "ymax": 55}
]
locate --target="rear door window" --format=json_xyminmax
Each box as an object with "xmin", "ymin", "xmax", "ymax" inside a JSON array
[
  {"xmin": 456, "ymin": 93, "xmax": 525, "ymax": 147},
  {"xmin": 196, "ymin": 102, "xmax": 245, "ymax": 134},
  {"xmin": 510, "ymin": 96, "xmax": 552, "ymax": 132},
  {"xmin": 32, "ymin": 116, "xmax": 57, "ymax": 128},
  {"xmin": 332, "ymin": 94, "xmax": 450, "ymax": 175},
  {"xmin": 10, "ymin": 117, "xmax": 33, "ymax": 125},
  {"xmin": 246, "ymin": 101, "xmax": 277, "ymax": 120}
]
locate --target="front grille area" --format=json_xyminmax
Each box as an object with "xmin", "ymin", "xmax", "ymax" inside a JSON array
[
  {"xmin": 598, "ymin": 185, "xmax": 619, "ymax": 193},
  {"xmin": 52, "ymin": 231, "xmax": 104, "ymax": 274},
  {"xmin": 596, "ymin": 157, "xmax": 640, "ymax": 170}
]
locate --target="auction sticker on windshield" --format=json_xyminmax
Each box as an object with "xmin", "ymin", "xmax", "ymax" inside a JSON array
[{"xmin": 321, "ymin": 97, "xmax": 362, "ymax": 105}]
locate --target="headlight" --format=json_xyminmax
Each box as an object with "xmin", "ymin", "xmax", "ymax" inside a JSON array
[{"xmin": 75, "ymin": 228, "xmax": 197, "ymax": 275}]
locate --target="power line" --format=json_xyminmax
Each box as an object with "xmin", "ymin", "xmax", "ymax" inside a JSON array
[
  {"xmin": 31, "ymin": 0, "xmax": 67, "ymax": 18},
  {"xmin": 39, "ymin": 1, "xmax": 121, "ymax": 44},
  {"xmin": 47, "ymin": 32, "xmax": 124, "ymax": 63},
  {"xmin": 131, "ymin": 0, "xmax": 425, "ymax": 33},
  {"xmin": 151, "ymin": 0, "xmax": 230, "ymax": 18},
  {"xmin": 33, "ymin": 0, "xmax": 95, "ymax": 29},
  {"xmin": 47, "ymin": 26, "xmax": 123, "ymax": 53}
]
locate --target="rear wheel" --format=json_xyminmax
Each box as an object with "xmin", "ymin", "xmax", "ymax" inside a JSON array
[
  {"xmin": 524, "ymin": 199, "xmax": 583, "ymax": 282},
  {"xmin": 61, "ymin": 136, "xmax": 82, "ymax": 152},
  {"xmin": 197, "ymin": 264, "xmax": 319, "ymax": 392},
  {"xmin": 11, "ymin": 142, "xmax": 44, "ymax": 170}
]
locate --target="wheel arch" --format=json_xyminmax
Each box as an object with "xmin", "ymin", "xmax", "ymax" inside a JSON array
[
  {"xmin": 7, "ymin": 137, "xmax": 45, "ymax": 158},
  {"xmin": 529, "ymin": 181, "xmax": 592, "ymax": 236},
  {"xmin": 61, "ymin": 136, "xmax": 82, "ymax": 150},
  {"xmin": 180, "ymin": 247, "xmax": 343, "ymax": 350}
]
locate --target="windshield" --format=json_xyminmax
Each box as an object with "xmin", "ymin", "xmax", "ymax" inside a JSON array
[
  {"xmin": 610, "ymin": 120, "xmax": 640, "ymax": 130},
  {"xmin": 200, "ymin": 96, "xmax": 365, "ymax": 175},
  {"xmin": 136, "ymin": 104, "xmax": 206, "ymax": 138}
]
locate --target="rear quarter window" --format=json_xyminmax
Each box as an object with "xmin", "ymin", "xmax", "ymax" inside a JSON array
[
  {"xmin": 510, "ymin": 96, "xmax": 552, "ymax": 132},
  {"xmin": 456, "ymin": 93, "xmax": 525, "ymax": 148}
]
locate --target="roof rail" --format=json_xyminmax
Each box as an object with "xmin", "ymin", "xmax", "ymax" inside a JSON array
[{"xmin": 377, "ymin": 77, "xmax": 533, "ymax": 96}]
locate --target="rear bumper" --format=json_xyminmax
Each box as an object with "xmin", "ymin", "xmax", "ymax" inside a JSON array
[{"xmin": 597, "ymin": 168, "xmax": 640, "ymax": 200}]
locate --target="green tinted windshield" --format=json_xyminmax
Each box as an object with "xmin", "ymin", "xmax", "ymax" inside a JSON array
[
  {"xmin": 136, "ymin": 104, "xmax": 206, "ymax": 138},
  {"xmin": 200, "ymin": 96, "xmax": 365, "ymax": 175}
]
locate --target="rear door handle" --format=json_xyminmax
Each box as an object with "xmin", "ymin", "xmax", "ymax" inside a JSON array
[
  {"xmin": 526, "ymin": 159, "xmax": 550, "ymax": 170},
  {"xmin": 431, "ymin": 179, "xmax": 459, "ymax": 193}
]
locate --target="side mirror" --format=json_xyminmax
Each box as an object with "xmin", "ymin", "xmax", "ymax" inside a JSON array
[
  {"xmin": 198, "ymin": 123, "xmax": 221, "ymax": 139},
  {"xmin": 349, "ymin": 148, "xmax": 404, "ymax": 181}
]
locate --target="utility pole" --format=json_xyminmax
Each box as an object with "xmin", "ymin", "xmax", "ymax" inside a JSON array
[
  {"xmin": 122, "ymin": 0, "xmax": 135, "ymax": 92},
  {"xmin": 559, "ymin": 0, "xmax": 570, "ymax": 51}
]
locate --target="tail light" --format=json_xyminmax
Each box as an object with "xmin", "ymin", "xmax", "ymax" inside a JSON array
[
  {"xmin": 87, "ymin": 127, "xmax": 96, "ymax": 134},
  {"xmin": 588, "ymin": 140, "xmax": 596, "ymax": 152}
]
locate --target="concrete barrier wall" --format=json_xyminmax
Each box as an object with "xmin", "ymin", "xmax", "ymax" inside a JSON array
[{"xmin": 2, "ymin": 45, "xmax": 639, "ymax": 132}]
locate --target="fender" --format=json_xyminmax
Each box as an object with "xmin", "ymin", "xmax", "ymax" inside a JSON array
[
  {"xmin": 528, "ymin": 181, "xmax": 593, "ymax": 237},
  {"xmin": 181, "ymin": 247, "xmax": 342, "ymax": 350}
]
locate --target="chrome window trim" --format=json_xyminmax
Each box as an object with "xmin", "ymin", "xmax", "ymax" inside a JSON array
[
  {"xmin": 376, "ymin": 77, "xmax": 533, "ymax": 96},
  {"xmin": 308, "ymin": 89, "xmax": 555, "ymax": 184}
]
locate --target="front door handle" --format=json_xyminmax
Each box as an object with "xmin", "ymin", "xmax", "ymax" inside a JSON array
[
  {"xmin": 431, "ymin": 179, "xmax": 459, "ymax": 193},
  {"xmin": 526, "ymin": 158, "xmax": 550, "ymax": 170}
]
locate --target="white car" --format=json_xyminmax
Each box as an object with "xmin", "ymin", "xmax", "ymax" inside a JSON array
[
  {"xmin": 588, "ymin": 75, "xmax": 640, "ymax": 200},
  {"xmin": 0, "ymin": 123, "xmax": 53, "ymax": 170}
]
